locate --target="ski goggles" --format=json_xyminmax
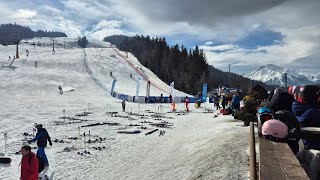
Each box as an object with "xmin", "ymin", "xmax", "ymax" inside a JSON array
[{"xmin": 258, "ymin": 107, "xmax": 272, "ymax": 114}]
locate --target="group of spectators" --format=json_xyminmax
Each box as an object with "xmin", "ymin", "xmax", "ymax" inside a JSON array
[
  {"xmin": 212, "ymin": 93, "xmax": 241, "ymax": 115},
  {"xmin": 261, "ymin": 85, "xmax": 320, "ymax": 180}
]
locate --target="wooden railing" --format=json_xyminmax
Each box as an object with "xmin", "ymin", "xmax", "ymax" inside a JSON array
[{"xmin": 250, "ymin": 122, "xmax": 310, "ymax": 180}]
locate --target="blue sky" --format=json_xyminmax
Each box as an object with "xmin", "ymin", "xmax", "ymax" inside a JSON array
[{"xmin": 0, "ymin": 0, "xmax": 319, "ymax": 74}]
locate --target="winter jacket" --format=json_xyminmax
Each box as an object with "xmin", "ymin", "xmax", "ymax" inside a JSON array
[
  {"xmin": 298, "ymin": 108, "xmax": 320, "ymax": 150},
  {"xmin": 21, "ymin": 152, "xmax": 38, "ymax": 180},
  {"xmin": 221, "ymin": 98, "xmax": 226, "ymax": 106},
  {"xmin": 231, "ymin": 95, "xmax": 240, "ymax": 105},
  {"xmin": 31, "ymin": 128, "xmax": 52, "ymax": 148},
  {"xmin": 268, "ymin": 92, "xmax": 294, "ymax": 113},
  {"xmin": 232, "ymin": 95, "xmax": 241, "ymax": 109},
  {"xmin": 292, "ymin": 101, "xmax": 317, "ymax": 117},
  {"xmin": 185, "ymin": 99, "xmax": 189, "ymax": 106}
]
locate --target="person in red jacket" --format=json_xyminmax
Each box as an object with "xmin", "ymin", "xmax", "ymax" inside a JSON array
[
  {"xmin": 20, "ymin": 145, "xmax": 39, "ymax": 180},
  {"xmin": 185, "ymin": 96, "xmax": 189, "ymax": 112}
]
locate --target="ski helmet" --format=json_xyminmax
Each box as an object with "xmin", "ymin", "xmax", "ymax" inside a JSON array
[
  {"xmin": 262, "ymin": 119, "xmax": 288, "ymax": 139},
  {"xmin": 299, "ymin": 85, "xmax": 320, "ymax": 105},
  {"xmin": 267, "ymin": 90, "xmax": 274, "ymax": 96},
  {"xmin": 288, "ymin": 86, "xmax": 293, "ymax": 95},
  {"xmin": 35, "ymin": 124, "xmax": 43, "ymax": 129},
  {"xmin": 274, "ymin": 88, "xmax": 283, "ymax": 95}
]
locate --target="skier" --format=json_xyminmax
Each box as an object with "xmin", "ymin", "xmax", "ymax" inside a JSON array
[
  {"xmin": 35, "ymin": 61, "xmax": 38, "ymax": 68},
  {"xmin": 8, "ymin": 56, "xmax": 10, "ymax": 61},
  {"xmin": 28, "ymin": 124, "xmax": 52, "ymax": 166},
  {"xmin": 185, "ymin": 96, "xmax": 189, "ymax": 112},
  {"xmin": 20, "ymin": 145, "xmax": 38, "ymax": 180},
  {"xmin": 58, "ymin": 85, "xmax": 63, "ymax": 94},
  {"xmin": 122, "ymin": 99, "xmax": 126, "ymax": 112}
]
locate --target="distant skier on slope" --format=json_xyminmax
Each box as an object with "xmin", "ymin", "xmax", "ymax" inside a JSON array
[
  {"xmin": 58, "ymin": 85, "xmax": 63, "ymax": 95},
  {"xmin": 185, "ymin": 96, "xmax": 189, "ymax": 112},
  {"xmin": 122, "ymin": 99, "xmax": 126, "ymax": 112}
]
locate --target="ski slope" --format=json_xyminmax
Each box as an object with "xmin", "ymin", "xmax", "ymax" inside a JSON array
[{"xmin": 0, "ymin": 38, "xmax": 249, "ymax": 180}]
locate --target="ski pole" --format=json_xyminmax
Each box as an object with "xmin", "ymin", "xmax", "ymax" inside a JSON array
[
  {"xmin": 4, "ymin": 132, "xmax": 7, "ymax": 155},
  {"xmin": 78, "ymin": 126, "xmax": 81, "ymax": 148},
  {"xmin": 83, "ymin": 132, "xmax": 86, "ymax": 151}
]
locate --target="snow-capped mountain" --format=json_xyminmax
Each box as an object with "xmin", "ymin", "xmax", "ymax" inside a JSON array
[{"xmin": 245, "ymin": 64, "xmax": 320, "ymax": 86}]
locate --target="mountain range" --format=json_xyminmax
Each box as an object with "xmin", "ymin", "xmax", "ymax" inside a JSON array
[{"xmin": 245, "ymin": 64, "xmax": 320, "ymax": 86}]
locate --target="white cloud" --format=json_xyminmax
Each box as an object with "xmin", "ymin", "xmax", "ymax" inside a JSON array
[
  {"xmin": 84, "ymin": 20, "xmax": 126, "ymax": 39},
  {"xmin": 12, "ymin": 9, "xmax": 37, "ymax": 19},
  {"xmin": 204, "ymin": 41, "xmax": 213, "ymax": 45},
  {"xmin": 41, "ymin": 5, "xmax": 61, "ymax": 14},
  {"xmin": 200, "ymin": 44, "xmax": 237, "ymax": 52}
]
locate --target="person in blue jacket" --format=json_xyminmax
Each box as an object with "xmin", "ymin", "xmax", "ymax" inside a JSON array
[
  {"xmin": 231, "ymin": 93, "xmax": 241, "ymax": 110},
  {"xmin": 28, "ymin": 124, "xmax": 52, "ymax": 166}
]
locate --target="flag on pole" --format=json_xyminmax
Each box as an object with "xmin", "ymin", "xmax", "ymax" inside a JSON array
[
  {"xmin": 202, "ymin": 83, "xmax": 207, "ymax": 102},
  {"xmin": 110, "ymin": 80, "xmax": 117, "ymax": 95},
  {"xmin": 169, "ymin": 81, "xmax": 175, "ymax": 98}
]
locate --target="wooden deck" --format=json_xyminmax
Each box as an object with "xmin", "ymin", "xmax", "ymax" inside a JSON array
[{"xmin": 258, "ymin": 137, "xmax": 309, "ymax": 180}]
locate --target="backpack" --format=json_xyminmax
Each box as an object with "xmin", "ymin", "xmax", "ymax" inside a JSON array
[{"xmin": 29, "ymin": 155, "xmax": 45, "ymax": 173}]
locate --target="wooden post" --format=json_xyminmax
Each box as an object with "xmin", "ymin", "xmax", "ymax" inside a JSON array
[{"xmin": 250, "ymin": 121, "xmax": 257, "ymax": 180}]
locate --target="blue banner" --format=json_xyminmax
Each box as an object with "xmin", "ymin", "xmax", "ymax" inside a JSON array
[
  {"xmin": 111, "ymin": 80, "xmax": 117, "ymax": 95},
  {"xmin": 202, "ymin": 83, "xmax": 207, "ymax": 102}
]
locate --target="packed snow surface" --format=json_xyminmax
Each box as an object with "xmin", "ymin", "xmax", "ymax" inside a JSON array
[{"xmin": 0, "ymin": 38, "xmax": 249, "ymax": 180}]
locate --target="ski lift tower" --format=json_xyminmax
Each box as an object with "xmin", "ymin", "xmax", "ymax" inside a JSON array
[
  {"xmin": 51, "ymin": 37, "xmax": 55, "ymax": 53},
  {"xmin": 283, "ymin": 73, "xmax": 288, "ymax": 90},
  {"xmin": 0, "ymin": 34, "xmax": 22, "ymax": 58}
]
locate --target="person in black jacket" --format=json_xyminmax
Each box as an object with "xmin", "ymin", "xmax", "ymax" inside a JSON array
[
  {"xmin": 268, "ymin": 91, "xmax": 294, "ymax": 113},
  {"xmin": 28, "ymin": 124, "xmax": 52, "ymax": 166},
  {"xmin": 221, "ymin": 96, "xmax": 226, "ymax": 109}
]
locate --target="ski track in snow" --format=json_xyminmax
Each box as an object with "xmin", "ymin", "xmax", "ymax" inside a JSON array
[{"xmin": 0, "ymin": 38, "xmax": 249, "ymax": 180}]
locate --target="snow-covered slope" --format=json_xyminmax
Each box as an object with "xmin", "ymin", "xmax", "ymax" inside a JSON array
[
  {"xmin": 245, "ymin": 64, "xmax": 320, "ymax": 86},
  {"xmin": 0, "ymin": 38, "xmax": 249, "ymax": 179}
]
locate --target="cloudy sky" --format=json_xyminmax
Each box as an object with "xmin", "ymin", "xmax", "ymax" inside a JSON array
[{"xmin": 1, "ymin": 0, "xmax": 319, "ymax": 73}]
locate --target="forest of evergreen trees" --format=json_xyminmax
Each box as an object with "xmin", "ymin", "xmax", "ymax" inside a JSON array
[
  {"xmin": 78, "ymin": 36, "xmax": 88, "ymax": 48},
  {"xmin": 104, "ymin": 35, "xmax": 270, "ymax": 95},
  {"xmin": 0, "ymin": 23, "xmax": 67, "ymax": 38}
]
